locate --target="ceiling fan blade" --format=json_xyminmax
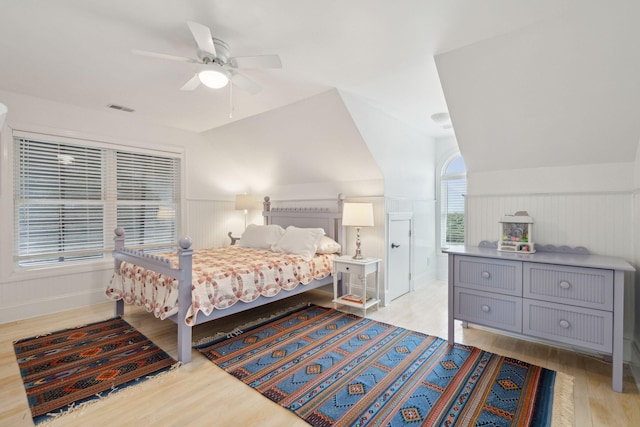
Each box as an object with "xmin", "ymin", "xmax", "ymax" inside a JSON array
[
  {"xmin": 180, "ymin": 73, "xmax": 201, "ymax": 91},
  {"xmin": 229, "ymin": 70, "xmax": 261, "ymax": 94},
  {"xmin": 228, "ymin": 54, "xmax": 282, "ymax": 69},
  {"xmin": 187, "ymin": 21, "xmax": 217, "ymax": 57},
  {"xmin": 132, "ymin": 49, "xmax": 199, "ymax": 63}
]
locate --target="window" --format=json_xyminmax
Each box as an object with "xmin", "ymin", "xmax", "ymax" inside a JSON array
[
  {"xmin": 440, "ymin": 154, "xmax": 466, "ymax": 247},
  {"xmin": 14, "ymin": 132, "xmax": 180, "ymax": 267}
]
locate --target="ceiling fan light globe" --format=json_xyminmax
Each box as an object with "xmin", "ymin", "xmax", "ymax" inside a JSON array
[{"xmin": 198, "ymin": 69, "xmax": 229, "ymax": 89}]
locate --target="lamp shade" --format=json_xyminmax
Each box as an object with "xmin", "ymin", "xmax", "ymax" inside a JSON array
[
  {"xmin": 342, "ymin": 203, "xmax": 374, "ymax": 227},
  {"xmin": 235, "ymin": 194, "xmax": 255, "ymax": 211}
]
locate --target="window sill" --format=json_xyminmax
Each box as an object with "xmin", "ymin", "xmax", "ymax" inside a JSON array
[{"xmin": 1, "ymin": 258, "xmax": 114, "ymax": 284}]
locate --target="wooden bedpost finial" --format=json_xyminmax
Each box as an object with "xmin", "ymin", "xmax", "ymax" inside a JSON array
[
  {"xmin": 114, "ymin": 227, "xmax": 125, "ymax": 237},
  {"xmin": 263, "ymin": 196, "xmax": 271, "ymax": 212},
  {"xmin": 179, "ymin": 236, "xmax": 193, "ymax": 250}
]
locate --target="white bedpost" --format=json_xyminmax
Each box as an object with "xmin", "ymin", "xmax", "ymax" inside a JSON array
[
  {"xmin": 113, "ymin": 228, "xmax": 125, "ymax": 317},
  {"xmin": 177, "ymin": 236, "xmax": 194, "ymax": 364}
]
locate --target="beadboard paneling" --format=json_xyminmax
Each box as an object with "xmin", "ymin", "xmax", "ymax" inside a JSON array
[{"xmin": 466, "ymin": 192, "xmax": 633, "ymax": 259}]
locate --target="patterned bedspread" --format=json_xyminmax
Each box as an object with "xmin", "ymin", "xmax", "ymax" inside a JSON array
[{"xmin": 106, "ymin": 246, "xmax": 336, "ymax": 325}]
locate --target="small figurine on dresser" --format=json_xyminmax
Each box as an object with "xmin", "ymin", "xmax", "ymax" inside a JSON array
[{"xmin": 498, "ymin": 211, "xmax": 535, "ymax": 253}]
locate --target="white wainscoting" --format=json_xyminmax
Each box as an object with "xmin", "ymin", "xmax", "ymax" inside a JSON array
[
  {"xmin": 184, "ymin": 199, "xmax": 240, "ymax": 249},
  {"xmin": 466, "ymin": 192, "xmax": 633, "ymax": 257},
  {"xmin": 465, "ymin": 191, "xmax": 636, "ymax": 360}
]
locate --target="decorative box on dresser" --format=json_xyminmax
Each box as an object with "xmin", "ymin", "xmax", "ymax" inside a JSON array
[{"xmin": 443, "ymin": 243, "xmax": 635, "ymax": 392}]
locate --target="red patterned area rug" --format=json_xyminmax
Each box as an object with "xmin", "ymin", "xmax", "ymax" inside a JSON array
[
  {"xmin": 196, "ymin": 305, "xmax": 574, "ymax": 426},
  {"xmin": 13, "ymin": 317, "xmax": 177, "ymax": 425}
]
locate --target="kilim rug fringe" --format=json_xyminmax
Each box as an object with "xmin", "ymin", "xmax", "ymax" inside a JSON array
[
  {"xmin": 550, "ymin": 372, "xmax": 574, "ymax": 427},
  {"xmin": 196, "ymin": 305, "xmax": 575, "ymax": 427}
]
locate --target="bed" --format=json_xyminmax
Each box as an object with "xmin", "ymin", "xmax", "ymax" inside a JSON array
[{"xmin": 107, "ymin": 195, "xmax": 345, "ymax": 363}]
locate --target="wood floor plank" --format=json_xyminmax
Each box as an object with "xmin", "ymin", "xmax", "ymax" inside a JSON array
[{"xmin": 1, "ymin": 280, "xmax": 639, "ymax": 426}]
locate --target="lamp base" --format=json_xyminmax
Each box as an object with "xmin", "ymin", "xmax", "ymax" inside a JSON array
[{"xmin": 352, "ymin": 227, "xmax": 364, "ymax": 259}]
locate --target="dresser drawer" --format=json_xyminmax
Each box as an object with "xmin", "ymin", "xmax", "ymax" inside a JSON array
[
  {"xmin": 454, "ymin": 288, "xmax": 522, "ymax": 333},
  {"xmin": 454, "ymin": 256, "xmax": 522, "ymax": 296},
  {"xmin": 523, "ymin": 299, "xmax": 612, "ymax": 353},
  {"xmin": 523, "ymin": 263, "xmax": 613, "ymax": 310}
]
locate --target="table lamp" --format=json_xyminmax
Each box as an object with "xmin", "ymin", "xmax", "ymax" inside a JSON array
[{"xmin": 342, "ymin": 202, "xmax": 374, "ymax": 259}]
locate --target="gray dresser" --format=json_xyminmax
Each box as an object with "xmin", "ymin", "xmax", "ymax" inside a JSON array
[{"xmin": 444, "ymin": 244, "xmax": 635, "ymax": 392}]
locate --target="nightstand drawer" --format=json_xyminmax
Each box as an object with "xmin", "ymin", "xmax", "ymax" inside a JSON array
[
  {"xmin": 523, "ymin": 263, "xmax": 613, "ymax": 310},
  {"xmin": 523, "ymin": 299, "xmax": 612, "ymax": 353},
  {"xmin": 454, "ymin": 256, "xmax": 522, "ymax": 296},
  {"xmin": 454, "ymin": 288, "xmax": 522, "ymax": 333},
  {"xmin": 334, "ymin": 262, "xmax": 365, "ymax": 276}
]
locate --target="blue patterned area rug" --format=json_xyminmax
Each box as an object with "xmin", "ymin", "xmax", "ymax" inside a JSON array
[
  {"xmin": 196, "ymin": 305, "xmax": 573, "ymax": 426},
  {"xmin": 13, "ymin": 317, "xmax": 178, "ymax": 424}
]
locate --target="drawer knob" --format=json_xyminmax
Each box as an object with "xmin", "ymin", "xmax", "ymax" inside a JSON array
[
  {"xmin": 481, "ymin": 305, "xmax": 491, "ymax": 313},
  {"xmin": 481, "ymin": 271, "xmax": 491, "ymax": 279},
  {"xmin": 559, "ymin": 280, "xmax": 571, "ymax": 289},
  {"xmin": 345, "ymin": 267, "xmax": 350, "ymax": 271},
  {"xmin": 559, "ymin": 319, "xmax": 571, "ymax": 329}
]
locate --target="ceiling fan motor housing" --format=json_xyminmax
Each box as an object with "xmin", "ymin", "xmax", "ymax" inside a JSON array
[{"xmin": 198, "ymin": 38, "xmax": 231, "ymax": 64}]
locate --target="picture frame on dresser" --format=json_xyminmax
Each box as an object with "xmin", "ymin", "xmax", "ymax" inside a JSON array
[{"xmin": 443, "ymin": 242, "xmax": 635, "ymax": 393}]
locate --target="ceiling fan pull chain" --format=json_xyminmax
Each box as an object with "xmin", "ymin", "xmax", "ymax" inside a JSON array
[{"xmin": 228, "ymin": 83, "xmax": 232, "ymax": 118}]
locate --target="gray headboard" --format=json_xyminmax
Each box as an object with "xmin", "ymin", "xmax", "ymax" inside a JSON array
[{"xmin": 262, "ymin": 195, "xmax": 345, "ymax": 245}]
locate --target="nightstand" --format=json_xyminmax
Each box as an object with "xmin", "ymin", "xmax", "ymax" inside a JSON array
[{"xmin": 332, "ymin": 256, "xmax": 381, "ymax": 317}]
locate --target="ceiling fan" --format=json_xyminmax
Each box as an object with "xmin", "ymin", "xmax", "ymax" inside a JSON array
[{"xmin": 132, "ymin": 21, "xmax": 282, "ymax": 94}]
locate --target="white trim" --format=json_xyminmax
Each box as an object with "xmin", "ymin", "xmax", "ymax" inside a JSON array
[
  {"xmin": 466, "ymin": 190, "xmax": 634, "ymax": 198},
  {"xmin": 10, "ymin": 123, "xmax": 184, "ymax": 157}
]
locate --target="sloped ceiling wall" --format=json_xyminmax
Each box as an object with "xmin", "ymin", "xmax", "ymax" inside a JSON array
[
  {"xmin": 189, "ymin": 89, "xmax": 384, "ymax": 200},
  {"xmin": 191, "ymin": 88, "xmax": 435, "ymax": 201},
  {"xmin": 339, "ymin": 91, "xmax": 435, "ymax": 199},
  {"xmin": 434, "ymin": 1, "xmax": 640, "ymax": 174}
]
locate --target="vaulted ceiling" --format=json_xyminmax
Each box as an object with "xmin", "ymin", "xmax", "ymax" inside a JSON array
[{"xmin": 1, "ymin": 1, "xmax": 638, "ymax": 174}]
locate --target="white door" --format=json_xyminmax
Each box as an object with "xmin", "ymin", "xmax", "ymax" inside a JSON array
[{"xmin": 387, "ymin": 213, "xmax": 412, "ymax": 301}]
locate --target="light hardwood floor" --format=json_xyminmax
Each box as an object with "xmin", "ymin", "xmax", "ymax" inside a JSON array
[{"xmin": 1, "ymin": 281, "xmax": 639, "ymax": 426}]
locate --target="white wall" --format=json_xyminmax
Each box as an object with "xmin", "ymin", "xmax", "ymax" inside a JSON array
[
  {"xmin": 339, "ymin": 90, "xmax": 439, "ymax": 293},
  {"xmin": 188, "ymin": 89, "xmax": 384, "ymax": 201},
  {"xmin": 339, "ymin": 91, "xmax": 435, "ymax": 200}
]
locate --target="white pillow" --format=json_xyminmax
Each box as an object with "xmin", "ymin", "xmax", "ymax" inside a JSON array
[
  {"xmin": 316, "ymin": 235, "xmax": 341, "ymax": 254},
  {"xmin": 271, "ymin": 226, "xmax": 325, "ymax": 261},
  {"xmin": 238, "ymin": 224, "xmax": 285, "ymax": 249}
]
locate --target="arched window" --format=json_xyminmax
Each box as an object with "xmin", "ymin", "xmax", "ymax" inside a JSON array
[{"xmin": 440, "ymin": 154, "xmax": 466, "ymax": 247}]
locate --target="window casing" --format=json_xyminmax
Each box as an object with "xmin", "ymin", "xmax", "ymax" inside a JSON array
[
  {"xmin": 13, "ymin": 132, "xmax": 180, "ymax": 267},
  {"xmin": 440, "ymin": 154, "xmax": 466, "ymax": 247}
]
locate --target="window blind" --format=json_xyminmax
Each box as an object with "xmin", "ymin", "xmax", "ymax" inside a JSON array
[
  {"xmin": 440, "ymin": 178, "xmax": 466, "ymax": 246},
  {"xmin": 440, "ymin": 155, "xmax": 466, "ymax": 247},
  {"xmin": 14, "ymin": 133, "xmax": 180, "ymax": 267}
]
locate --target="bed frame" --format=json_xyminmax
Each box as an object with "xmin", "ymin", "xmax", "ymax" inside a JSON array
[{"xmin": 112, "ymin": 195, "xmax": 345, "ymax": 363}]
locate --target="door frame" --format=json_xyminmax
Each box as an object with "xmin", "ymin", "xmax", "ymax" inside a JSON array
[{"xmin": 385, "ymin": 212, "xmax": 414, "ymax": 305}]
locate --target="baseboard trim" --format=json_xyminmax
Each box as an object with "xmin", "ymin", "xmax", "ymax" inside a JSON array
[{"xmin": 0, "ymin": 288, "xmax": 107, "ymax": 324}]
